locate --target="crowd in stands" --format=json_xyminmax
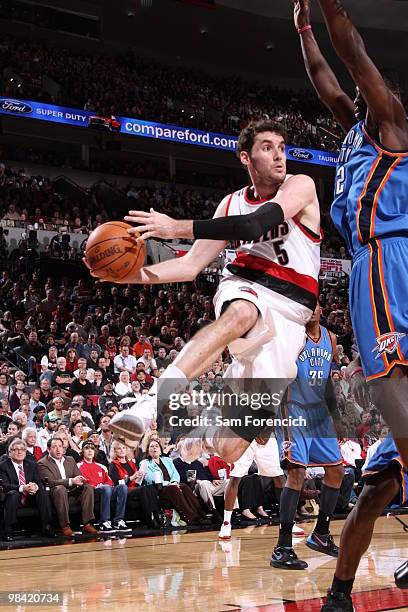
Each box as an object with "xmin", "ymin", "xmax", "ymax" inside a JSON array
[
  {"xmin": 0, "ymin": 231, "xmax": 391, "ymax": 541},
  {"xmin": 1, "ymin": 35, "xmax": 344, "ymax": 150}
]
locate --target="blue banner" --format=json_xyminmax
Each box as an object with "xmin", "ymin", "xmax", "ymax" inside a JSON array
[{"xmin": 0, "ymin": 97, "xmax": 339, "ymax": 167}]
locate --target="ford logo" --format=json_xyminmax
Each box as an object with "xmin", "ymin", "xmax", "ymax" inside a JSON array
[
  {"xmin": 0, "ymin": 99, "xmax": 33, "ymax": 114},
  {"xmin": 289, "ymin": 148, "xmax": 314, "ymax": 161}
]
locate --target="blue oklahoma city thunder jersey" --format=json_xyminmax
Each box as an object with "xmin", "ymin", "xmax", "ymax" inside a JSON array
[
  {"xmin": 289, "ymin": 326, "xmax": 333, "ymax": 407},
  {"xmin": 331, "ymin": 121, "xmax": 408, "ymax": 257}
]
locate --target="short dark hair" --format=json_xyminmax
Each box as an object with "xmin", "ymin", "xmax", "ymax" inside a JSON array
[
  {"xmin": 47, "ymin": 436, "xmax": 63, "ymax": 449},
  {"xmin": 237, "ymin": 119, "xmax": 287, "ymax": 157}
]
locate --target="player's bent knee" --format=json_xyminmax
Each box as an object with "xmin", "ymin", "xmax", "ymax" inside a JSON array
[{"xmin": 221, "ymin": 300, "xmax": 258, "ymax": 337}]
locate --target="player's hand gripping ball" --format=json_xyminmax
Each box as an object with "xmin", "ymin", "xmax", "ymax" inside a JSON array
[{"xmin": 84, "ymin": 221, "xmax": 146, "ymax": 283}]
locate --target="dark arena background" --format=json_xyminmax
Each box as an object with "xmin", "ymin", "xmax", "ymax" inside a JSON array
[{"xmin": 0, "ymin": 1, "xmax": 408, "ymax": 610}]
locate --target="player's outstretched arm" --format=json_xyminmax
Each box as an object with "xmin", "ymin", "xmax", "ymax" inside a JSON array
[
  {"xmin": 126, "ymin": 175, "xmax": 319, "ymax": 243},
  {"xmin": 317, "ymin": 0, "xmax": 408, "ymax": 145},
  {"xmin": 293, "ymin": 0, "xmax": 355, "ymax": 132}
]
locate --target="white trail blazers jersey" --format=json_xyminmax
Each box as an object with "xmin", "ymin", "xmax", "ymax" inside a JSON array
[{"xmin": 223, "ymin": 184, "xmax": 322, "ymax": 311}]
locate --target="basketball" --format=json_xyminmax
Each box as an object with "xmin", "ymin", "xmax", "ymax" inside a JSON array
[{"xmin": 85, "ymin": 221, "xmax": 146, "ymax": 282}]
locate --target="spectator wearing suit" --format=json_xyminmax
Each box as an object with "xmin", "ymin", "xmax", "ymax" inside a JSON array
[
  {"xmin": 78, "ymin": 441, "xmax": 131, "ymax": 534},
  {"xmin": 37, "ymin": 437, "xmax": 98, "ymax": 538},
  {"xmin": 0, "ymin": 438, "xmax": 54, "ymax": 540},
  {"xmin": 140, "ymin": 439, "xmax": 209, "ymax": 526}
]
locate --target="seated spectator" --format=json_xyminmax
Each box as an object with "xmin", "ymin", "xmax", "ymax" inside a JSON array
[
  {"xmin": 78, "ymin": 441, "xmax": 130, "ymax": 533},
  {"xmin": 37, "ymin": 437, "xmax": 98, "ymax": 538},
  {"xmin": 114, "ymin": 345, "xmax": 137, "ymax": 376},
  {"xmin": 14, "ymin": 411, "xmax": 30, "ymax": 431},
  {"xmin": 47, "ymin": 396, "xmax": 68, "ymax": 422},
  {"xmin": 115, "ymin": 371, "xmax": 132, "ymax": 397},
  {"xmin": 98, "ymin": 415, "xmax": 114, "ymax": 460},
  {"xmin": 39, "ymin": 378, "xmax": 53, "ymax": 405},
  {"xmin": 69, "ymin": 368, "xmax": 94, "ymax": 397},
  {"xmin": 0, "ymin": 421, "xmax": 22, "ymax": 456},
  {"xmin": 0, "ymin": 399, "xmax": 12, "ymax": 433},
  {"xmin": 0, "ymin": 372, "xmax": 11, "ymax": 401},
  {"xmin": 86, "ymin": 348, "xmax": 100, "ymax": 371},
  {"xmin": 52, "ymin": 357, "xmax": 76, "ymax": 392},
  {"xmin": 86, "ymin": 431, "xmax": 109, "ymax": 467},
  {"xmin": 70, "ymin": 396, "xmax": 95, "ymax": 429},
  {"xmin": 109, "ymin": 439, "xmax": 162, "ymax": 528},
  {"xmin": 9, "ymin": 379, "xmax": 27, "ymax": 413},
  {"xmin": 140, "ymin": 439, "xmax": 209, "ymax": 526},
  {"xmin": 91, "ymin": 370, "xmax": 105, "ymax": 395},
  {"xmin": 65, "ymin": 348, "xmax": 79, "ymax": 373},
  {"xmin": 118, "ymin": 380, "xmax": 143, "ymax": 411},
  {"xmin": 22, "ymin": 427, "xmax": 42, "ymax": 461},
  {"xmin": 0, "ymin": 438, "xmax": 54, "ymax": 540},
  {"xmin": 33, "ymin": 405, "xmax": 46, "ymax": 430},
  {"xmin": 37, "ymin": 414, "xmax": 59, "ymax": 452},
  {"xmin": 133, "ymin": 334, "xmax": 153, "ymax": 359},
  {"xmin": 29, "ymin": 388, "xmax": 46, "ymax": 415},
  {"xmin": 12, "ymin": 392, "xmax": 32, "ymax": 420},
  {"xmin": 98, "ymin": 379, "xmax": 120, "ymax": 415},
  {"xmin": 155, "ymin": 347, "xmax": 170, "ymax": 370},
  {"xmin": 173, "ymin": 453, "xmax": 225, "ymax": 523},
  {"xmin": 19, "ymin": 330, "xmax": 44, "ymax": 381},
  {"xmin": 83, "ymin": 334, "xmax": 102, "ymax": 360},
  {"xmin": 54, "ymin": 427, "xmax": 81, "ymax": 461},
  {"xmin": 69, "ymin": 420, "xmax": 88, "ymax": 447},
  {"xmin": 137, "ymin": 349, "xmax": 157, "ymax": 375},
  {"xmin": 40, "ymin": 346, "xmax": 59, "ymax": 383}
]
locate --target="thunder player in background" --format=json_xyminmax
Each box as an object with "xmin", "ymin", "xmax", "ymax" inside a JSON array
[
  {"xmin": 272, "ymin": 304, "xmax": 344, "ymax": 570},
  {"xmin": 294, "ymin": 0, "xmax": 408, "ymax": 608}
]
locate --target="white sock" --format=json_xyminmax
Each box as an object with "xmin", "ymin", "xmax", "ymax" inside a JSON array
[{"xmin": 223, "ymin": 510, "xmax": 232, "ymax": 524}]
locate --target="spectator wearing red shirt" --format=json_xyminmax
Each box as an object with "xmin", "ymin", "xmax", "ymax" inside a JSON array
[
  {"xmin": 208, "ymin": 454, "xmax": 233, "ymax": 479},
  {"xmin": 78, "ymin": 442, "xmax": 130, "ymax": 534},
  {"xmin": 132, "ymin": 334, "xmax": 153, "ymax": 359}
]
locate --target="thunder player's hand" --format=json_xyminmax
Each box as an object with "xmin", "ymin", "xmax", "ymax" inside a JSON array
[
  {"xmin": 293, "ymin": 0, "xmax": 311, "ymax": 31},
  {"xmin": 125, "ymin": 209, "xmax": 194, "ymax": 242}
]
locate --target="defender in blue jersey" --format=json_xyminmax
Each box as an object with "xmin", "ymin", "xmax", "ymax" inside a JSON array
[
  {"xmin": 271, "ymin": 305, "xmax": 344, "ymax": 570},
  {"xmin": 295, "ymin": 0, "xmax": 408, "ymax": 609}
]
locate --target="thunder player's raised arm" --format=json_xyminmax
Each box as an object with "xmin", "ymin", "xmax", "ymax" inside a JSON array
[
  {"xmin": 317, "ymin": 0, "xmax": 408, "ymax": 149},
  {"xmin": 124, "ymin": 173, "xmax": 320, "ymax": 243},
  {"xmin": 293, "ymin": 0, "xmax": 355, "ymax": 133}
]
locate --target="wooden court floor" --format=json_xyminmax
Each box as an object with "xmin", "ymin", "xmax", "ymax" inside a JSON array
[{"xmin": 1, "ymin": 516, "xmax": 408, "ymax": 612}]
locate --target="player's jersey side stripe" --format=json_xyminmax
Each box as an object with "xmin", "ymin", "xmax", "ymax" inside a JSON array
[
  {"xmin": 368, "ymin": 243, "xmax": 388, "ymax": 370},
  {"xmin": 376, "ymin": 239, "xmax": 405, "ymax": 362},
  {"xmin": 369, "ymin": 157, "xmax": 402, "ymax": 239},
  {"xmin": 358, "ymin": 156, "xmax": 395, "ymax": 244},
  {"xmin": 356, "ymin": 154, "xmax": 382, "ymax": 243}
]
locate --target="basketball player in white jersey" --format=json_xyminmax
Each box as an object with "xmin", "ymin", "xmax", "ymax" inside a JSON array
[{"xmin": 91, "ymin": 119, "xmax": 322, "ymax": 465}]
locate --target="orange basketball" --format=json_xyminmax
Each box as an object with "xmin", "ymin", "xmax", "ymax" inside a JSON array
[{"xmin": 85, "ymin": 221, "xmax": 146, "ymax": 283}]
